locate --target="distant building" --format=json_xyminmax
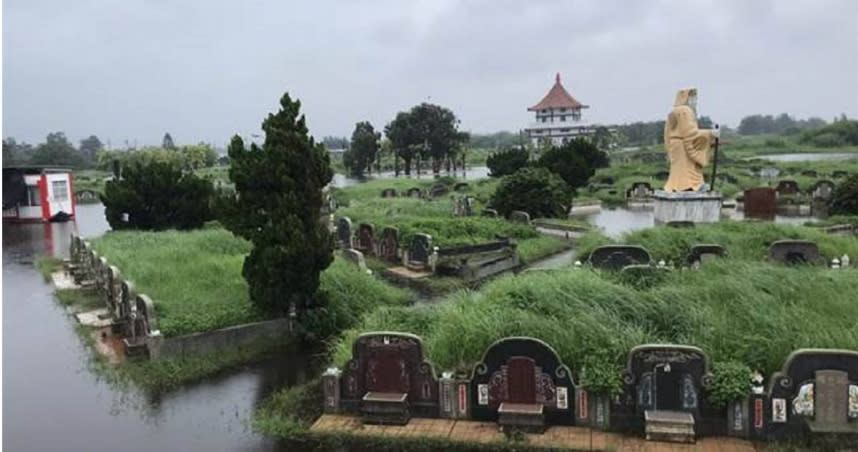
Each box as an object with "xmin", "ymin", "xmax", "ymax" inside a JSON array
[
  {"xmin": 525, "ymin": 73, "xmax": 595, "ymax": 146},
  {"xmin": 328, "ymin": 148, "xmax": 346, "ymax": 157},
  {"xmin": 2, "ymin": 166, "xmax": 76, "ymax": 222}
]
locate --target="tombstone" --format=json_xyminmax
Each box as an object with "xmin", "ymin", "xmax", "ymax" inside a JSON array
[
  {"xmin": 482, "ymin": 208, "xmax": 499, "ymax": 218},
  {"xmin": 95, "ymin": 256, "xmax": 109, "ymax": 298},
  {"xmin": 406, "ymin": 187, "xmax": 422, "ymax": 198},
  {"xmin": 654, "ymin": 171, "xmax": 670, "ymax": 180},
  {"xmin": 380, "ymin": 188, "xmax": 397, "ymax": 198},
  {"xmin": 800, "ymin": 169, "xmax": 818, "ymax": 177},
  {"xmin": 510, "ymin": 210, "xmax": 531, "ymax": 225},
  {"xmin": 453, "ymin": 182, "xmax": 469, "ymax": 192},
  {"xmin": 117, "ymin": 280, "xmax": 136, "ymax": 336},
  {"xmin": 832, "ymin": 170, "xmax": 850, "ymax": 179},
  {"xmin": 743, "ymin": 188, "xmax": 777, "ymax": 220},
  {"xmin": 337, "ymin": 332, "xmax": 439, "ymax": 424},
  {"xmin": 429, "ymin": 183, "xmax": 448, "ymax": 198},
  {"xmin": 588, "ymin": 245, "xmax": 652, "ymax": 271},
  {"xmin": 342, "ymin": 249, "xmax": 369, "ymax": 273},
  {"xmin": 769, "ymin": 240, "xmax": 822, "ymax": 265},
  {"xmin": 626, "ymin": 182, "xmax": 654, "ymax": 199},
  {"xmin": 356, "ymin": 223, "xmax": 376, "ymax": 255},
  {"xmin": 463, "ymin": 196, "xmax": 474, "ymax": 217},
  {"xmin": 470, "ymin": 337, "xmax": 576, "ymax": 429},
  {"xmin": 408, "ymin": 234, "xmax": 432, "ymax": 268},
  {"xmin": 105, "ymin": 265, "xmax": 122, "ymax": 317},
  {"xmin": 336, "ymin": 217, "xmax": 353, "ymax": 249},
  {"xmin": 811, "ymin": 180, "xmax": 835, "ymax": 201},
  {"xmin": 377, "ymin": 227, "xmax": 400, "ymax": 262},
  {"xmin": 775, "ymin": 180, "xmax": 800, "ymax": 197},
  {"xmin": 765, "ymin": 349, "xmax": 858, "ymax": 437},
  {"xmin": 74, "ymin": 189, "xmax": 98, "ymax": 202},
  {"xmin": 686, "ymin": 244, "xmax": 726, "ymax": 266},
  {"xmin": 759, "ymin": 167, "xmax": 780, "ymax": 179}
]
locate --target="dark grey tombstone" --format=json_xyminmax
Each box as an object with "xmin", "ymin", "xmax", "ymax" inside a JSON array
[
  {"xmin": 406, "ymin": 187, "xmax": 422, "ymax": 198},
  {"xmin": 775, "ymin": 180, "xmax": 800, "ymax": 196},
  {"xmin": 454, "ymin": 182, "xmax": 469, "ymax": 192},
  {"xmin": 589, "ymin": 245, "xmax": 652, "ymax": 270},
  {"xmin": 380, "ymin": 188, "xmax": 397, "ymax": 198},
  {"xmin": 106, "ymin": 266, "xmax": 121, "ymax": 316},
  {"xmin": 626, "ymin": 182, "xmax": 654, "ymax": 199},
  {"xmin": 408, "ymin": 233, "xmax": 432, "ymax": 266},
  {"xmin": 356, "ymin": 223, "xmax": 376, "ymax": 256},
  {"xmin": 482, "ymin": 208, "xmax": 498, "ymax": 218},
  {"xmin": 510, "ymin": 210, "xmax": 531, "ymax": 224},
  {"xmin": 336, "ymin": 217, "xmax": 353, "ymax": 249},
  {"xmin": 378, "ymin": 227, "xmax": 399, "ymax": 262},
  {"xmin": 811, "ymin": 180, "xmax": 835, "ymax": 201},
  {"xmin": 686, "ymin": 244, "xmax": 726, "ymax": 266},
  {"xmin": 621, "ymin": 345, "xmax": 713, "ymax": 414},
  {"xmin": 768, "ymin": 240, "xmax": 821, "ymax": 265}
]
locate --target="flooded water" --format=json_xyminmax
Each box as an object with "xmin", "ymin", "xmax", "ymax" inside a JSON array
[
  {"xmin": 2, "ymin": 204, "xmax": 316, "ymax": 451},
  {"xmin": 746, "ymin": 152, "xmax": 858, "ymax": 162}
]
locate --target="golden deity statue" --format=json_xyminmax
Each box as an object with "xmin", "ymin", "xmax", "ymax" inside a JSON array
[{"xmin": 663, "ymin": 88, "xmax": 719, "ymax": 192}]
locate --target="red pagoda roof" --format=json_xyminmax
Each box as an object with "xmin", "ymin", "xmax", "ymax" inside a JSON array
[{"xmin": 528, "ymin": 73, "xmax": 587, "ymax": 111}]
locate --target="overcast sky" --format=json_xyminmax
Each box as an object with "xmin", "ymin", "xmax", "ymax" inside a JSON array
[{"xmin": 3, "ymin": 0, "xmax": 857, "ymax": 148}]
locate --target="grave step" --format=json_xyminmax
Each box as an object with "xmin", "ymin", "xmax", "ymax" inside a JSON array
[
  {"xmin": 645, "ymin": 410, "xmax": 695, "ymax": 443},
  {"xmin": 360, "ymin": 392, "xmax": 410, "ymax": 425}
]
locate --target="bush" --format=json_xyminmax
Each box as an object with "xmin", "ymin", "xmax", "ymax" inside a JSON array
[
  {"xmin": 490, "ymin": 167, "xmax": 570, "ymax": 218},
  {"xmin": 537, "ymin": 138, "xmax": 607, "ymax": 191},
  {"xmin": 486, "ymin": 147, "xmax": 529, "ymax": 177},
  {"xmin": 101, "ymin": 160, "xmax": 214, "ymax": 230},
  {"xmin": 709, "ymin": 361, "xmax": 752, "ymax": 407},
  {"xmin": 829, "ymin": 174, "xmax": 858, "ymax": 216}
]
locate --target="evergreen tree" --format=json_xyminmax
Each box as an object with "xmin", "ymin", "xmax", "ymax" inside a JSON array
[
  {"xmin": 162, "ymin": 132, "xmax": 176, "ymax": 150},
  {"xmin": 537, "ymin": 138, "xmax": 608, "ymax": 192},
  {"xmin": 220, "ymin": 93, "xmax": 334, "ymax": 316},
  {"xmin": 345, "ymin": 121, "xmax": 380, "ymax": 176}
]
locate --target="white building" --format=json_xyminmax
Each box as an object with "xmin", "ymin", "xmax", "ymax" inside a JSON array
[
  {"xmin": 525, "ymin": 73, "xmax": 595, "ymax": 146},
  {"xmin": 2, "ymin": 167, "xmax": 76, "ymax": 222}
]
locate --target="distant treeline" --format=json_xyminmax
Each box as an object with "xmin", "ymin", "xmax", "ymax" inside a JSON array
[{"xmin": 736, "ymin": 113, "xmax": 828, "ymax": 135}]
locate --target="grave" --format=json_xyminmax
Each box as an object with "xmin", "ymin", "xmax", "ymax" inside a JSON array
[
  {"xmin": 380, "ymin": 188, "xmax": 397, "ymax": 198},
  {"xmin": 124, "ymin": 294, "xmax": 158, "ymax": 358},
  {"xmin": 811, "ymin": 180, "xmax": 835, "ymax": 201},
  {"xmin": 510, "ymin": 210, "xmax": 531, "ymax": 225},
  {"xmin": 333, "ymin": 332, "xmax": 440, "ymax": 425},
  {"xmin": 435, "ymin": 239, "xmax": 520, "ymax": 282},
  {"xmin": 116, "ymin": 280, "xmax": 136, "ymax": 337},
  {"xmin": 470, "ymin": 337, "xmax": 576, "ymax": 431},
  {"xmin": 356, "ymin": 223, "xmax": 376, "ymax": 256},
  {"xmin": 74, "ymin": 189, "xmax": 99, "ymax": 202},
  {"xmin": 588, "ymin": 245, "xmax": 652, "ymax": 271},
  {"xmin": 406, "ymin": 234, "xmax": 433, "ymax": 271},
  {"xmin": 452, "ymin": 196, "xmax": 474, "ymax": 217},
  {"xmin": 832, "ymin": 170, "xmax": 850, "ymax": 179},
  {"xmin": 800, "ymin": 170, "xmax": 818, "ymax": 177},
  {"xmin": 406, "ymin": 187, "xmax": 422, "ymax": 198},
  {"xmin": 342, "ymin": 249, "xmax": 370, "ymax": 273},
  {"xmin": 429, "ymin": 183, "xmax": 448, "ymax": 198},
  {"xmin": 775, "ymin": 180, "xmax": 800, "ymax": 197},
  {"xmin": 686, "ymin": 244, "xmax": 726, "ymax": 267},
  {"xmin": 765, "ymin": 349, "xmax": 858, "ymax": 438},
  {"xmin": 453, "ymin": 182, "xmax": 469, "ymax": 192},
  {"xmin": 481, "ymin": 208, "xmax": 498, "ymax": 218},
  {"xmin": 377, "ymin": 227, "xmax": 400, "ymax": 262},
  {"xmin": 768, "ymin": 240, "xmax": 822, "ymax": 265},
  {"xmin": 105, "ymin": 265, "xmax": 122, "ymax": 317},
  {"xmin": 336, "ymin": 217, "xmax": 353, "ymax": 249},
  {"xmin": 626, "ymin": 182, "xmax": 654, "ymax": 199},
  {"xmin": 743, "ymin": 188, "xmax": 777, "ymax": 220},
  {"xmin": 759, "ymin": 167, "xmax": 780, "ymax": 179}
]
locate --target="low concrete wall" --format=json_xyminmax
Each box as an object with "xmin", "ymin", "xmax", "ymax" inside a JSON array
[{"xmin": 154, "ymin": 317, "xmax": 293, "ymax": 360}]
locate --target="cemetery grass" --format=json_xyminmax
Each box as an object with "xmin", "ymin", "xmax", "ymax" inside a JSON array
[
  {"xmin": 91, "ymin": 228, "xmax": 415, "ymax": 338},
  {"xmin": 36, "ymin": 256, "xmax": 63, "ymax": 282}
]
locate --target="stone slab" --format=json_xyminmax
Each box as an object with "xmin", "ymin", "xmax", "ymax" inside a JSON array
[
  {"xmin": 653, "ymin": 191, "xmax": 722, "ymax": 224},
  {"xmin": 385, "ymin": 266, "xmax": 432, "ymax": 280},
  {"xmin": 51, "ymin": 271, "xmax": 79, "ymax": 290},
  {"xmin": 75, "ymin": 308, "xmax": 115, "ymax": 328}
]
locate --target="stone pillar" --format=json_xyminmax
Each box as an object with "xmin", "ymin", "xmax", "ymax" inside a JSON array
[
  {"xmin": 147, "ymin": 331, "xmax": 164, "ymax": 360},
  {"xmin": 322, "ymin": 367, "xmax": 342, "ymax": 414},
  {"xmin": 727, "ymin": 397, "xmax": 750, "ymax": 437},
  {"xmin": 438, "ymin": 373, "xmax": 471, "ymax": 419}
]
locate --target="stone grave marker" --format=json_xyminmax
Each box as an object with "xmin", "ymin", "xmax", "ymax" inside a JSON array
[
  {"xmin": 626, "ymin": 182, "xmax": 654, "ymax": 199},
  {"xmin": 589, "ymin": 245, "xmax": 652, "ymax": 270},
  {"xmin": 832, "ymin": 170, "xmax": 850, "ymax": 179},
  {"xmin": 118, "ymin": 280, "xmax": 136, "ymax": 335},
  {"xmin": 429, "ymin": 183, "xmax": 448, "ymax": 198},
  {"xmin": 406, "ymin": 187, "xmax": 422, "ymax": 198},
  {"xmin": 380, "ymin": 188, "xmax": 397, "ymax": 198},
  {"xmin": 74, "ymin": 189, "xmax": 98, "ymax": 203},
  {"xmin": 106, "ymin": 265, "xmax": 121, "ymax": 316},
  {"xmin": 768, "ymin": 240, "xmax": 821, "ymax": 265},
  {"xmin": 743, "ymin": 188, "xmax": 777, "ymax": 220},
  {"xmin": 378, "ymin": 227, "xmax": 400, "ymax": 262},
  {"xmin": 336, "ymin": 217, "xmax": 353, "ymax": 249},
  {"xmin": 686, "ymin": 244, "xmax": 726, "ymax": 266},
  {"xmin": 811, "ymin": 180, "xmax": 835, "ymax": 201},
  {"xmin": 775, "ymin": 180, "xmax": 800, "ymax": 196},
  {"xmin": 356, "ymin": 222, "xmax": 376, "ymax": 255},
  {"xmin": 342, "ymin": 248, "xmax": 369, "ymax": 273},
  {"xmin": 759, "ymin": 167, "xmax": 780, "ymax": 179},
  {"xmin": 408, "ymin": 233, "xmax": 432, "ymax": 268},
  {"xmin": 510, "ymin": 210, "xmax": 531, "ymax": 224},
  {"xmin": 482, "ymin": 208, "xmax": 498, "ymax": 218},
  {"xmin": 453, "ymin": 182, "xmax": 469, "ymax": 192}
]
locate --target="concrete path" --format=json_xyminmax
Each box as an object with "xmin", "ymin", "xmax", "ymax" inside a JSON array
[{"xmin": 311, "ymin": 414, "xmax": 759, "ymax": 452}]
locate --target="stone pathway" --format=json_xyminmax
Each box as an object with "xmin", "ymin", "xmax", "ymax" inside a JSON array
[{"xmin": 311, "ymin": 414, "xmax": 759, "ymax": 452}]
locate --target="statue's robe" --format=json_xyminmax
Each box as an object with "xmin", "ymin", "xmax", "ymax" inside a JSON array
[{"xmin": 663, "ymin": 89, "xmax": 714, "ymax": 192}]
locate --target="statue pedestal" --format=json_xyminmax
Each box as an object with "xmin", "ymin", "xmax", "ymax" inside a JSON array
[{"xmin": 653, "ymin": 191, "xmax": 722, "ymax": 224}]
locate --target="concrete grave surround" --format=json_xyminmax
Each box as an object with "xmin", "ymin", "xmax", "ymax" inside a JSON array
[
  {"xmin": 686, "ymin": 244, "xmax": 727, "ymax": 266},
  {"xmin": 406, "ymin": 187, "xmax": 422, "ymax": 198},
  {"xmin": 510, "ymin": 210, "xmax": 531, "ymax": 224},
  {"xmin": 380, "ymin": 188, "xmax": 397, "ymax": 198},
  {"xmin": 408, "ymin": 234, "xmax": 433, "ymax": 267},
  {"xmin": 626, "ymin": 182, "xmax": 654, "ymax": 199},
  {"xmin": 481, "ymin": 208, "xmax": 498, "ymax": 218},
  {"xmin": 653, "ymin": 191, "xmax": 722, "ymax": 224},
  {"xmin": 336, "ymin": 217, "xmax": 353, "ymax": 249},
  {"xmin": 588, "ymin": 245, "xmax": 652, "ymax": 270},
  {"xmin": 775, "ymin": 181, "xmax": 800, "ymax": 196},
  {"xmin": 768, "ymin": 240, "xmax": 822, "ymax": 265}
]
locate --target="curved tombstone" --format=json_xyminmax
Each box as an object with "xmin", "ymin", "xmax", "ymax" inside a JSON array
[
  {"xmin": 775, "ymin": 180, "xmax": 800, "ymax": 196},
  {"xmin": 626, "ymin": 182, "xmax": 654, "ymax": 199},
  {"xmin": 764, "ymin": 349, "xmax": 858, "ymax": 437},
  {"xmin": 118, "ymin": 280, "xmax": 136, "ymax": 335},
  {"xmin": 342, "ymin": 248, "xmax": 369, "ymax": 273},
  {"xmin": 429, "ymin": 183, "xmax": 448, "ymax": 198},
  {"xmin": 132, "ymin": 294, "xmax": 157, "ymax": 337},
  {"xmin": 811, "ymin": 180, "xmax": 835, "ymax": 201},
  {"xmin": 336, "ymin": 217, "xmax": 353, "ymax": 249},
  {"xmin": 378, "ymin": 227, "xmax": 400, "ymax": 262},
  {"xmin": 769, "ymin": 240, "xmax": 822, "ymax": 265},
  {"xmin": 339, "ymin": 332, "xmax": 439, "ymax": 423},
  {"xmin": 470, "ymin": 337, "xmax": 576, "ymax": 427},
  {"xmin": 453, "ymin": 182, "xmax": 470, "ymax": 192},
  {"xmin": 95, "ymin": 257, "xmax": 108, "ymax": 297},
  {"xmin": 408, "ymin": 234, "xmax": 432, "ymax": 268},
  {"xmin": 482, "ymin": 208, "xmax": 499, "ymax": 218},
  {"xmin": 744, "ymin": 188, "xmax": 777, "ymax": 220},
  {"xmin": 74, "ymin": 189, "xmax": 98, "ymax": 202},
  {"xmin": 510, "ymin": 210, "xmax": 531, "ymax": 225},
  {"xmin": 356, "ymin": 223, "xmax": 376, "ymax": 255},
  {"xmin": 106, "ymin": 265, "xmax": 121, "ymax": 316},
  {"xmin": 380, "ymin": 188, "xmax": 397, "ymax": 198},
  {"xmin": 589, "ymin": 245, "xmax": 652, "ymax": 271},
  {"xmin": 686, "ymin": 244, "xmax": 726, "ymax": 266},
  {"xmin": 406, "ymin": 187, "xmax": 422, "ymax": 199}
]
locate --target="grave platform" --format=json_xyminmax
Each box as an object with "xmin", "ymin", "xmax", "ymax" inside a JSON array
[
  {"xmin": 360, "ymin": 392, "xmax": 410, "ymax": 425},
  {"xmin": 75, "ymin": 308, "xmax": 114, "ymax": 328},
  {"xmin": 51, "ymin": 271, "xmax": 79, "ymax": 290},
  {"xmin": 498, "ymin": 402, "xmax": 544, "ymax": 432},
  {"xmin": 385, "ymin": 266, "xmax": 432, "ymax": 281},
  {"xmin": 645, "ymin": 410, "xmax": 695, "ymax": 444},
  {"xmin": 310, "ymin": 414, "xmax": 756, "ymax": 451}
]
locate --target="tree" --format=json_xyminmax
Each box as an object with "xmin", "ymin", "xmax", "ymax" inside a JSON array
[
  {"xmin": 101, "ymin": 160, "xmax": 214, "ymax": 230},
  {"xmin": 31, "ymin": 132, "xmax": 84, "ymax": 167},
  {"xmin": 537, "ymin": 138, "xmax": 607, "ymax": 192},
  {"xmin": 3, "ymin": 137, "xmax": 34, "ymax": 165},
  {"xmin": 162, "ymin": 133, "xmax": 176, "ymax": 150},
  {"xmin": 486, "ymin": 147, "xmax": 529, "ymax": 177},
  {"xmin": 79, "ymin": 135, "xmax": 103, "ymax": 166},
  {"xmin": 220, "ymin": 93, "xmax": 334, "ymax": 317},
  {"xmin": 490, "ymin": 167, "xmax": 569, "ymax": 218},
  {"xmin": 409, "ymin": 103, "xmax": 468, "ymax": 175},
  {"xmin": 179, "ymin": 143, "xmax": 218, "ymax": 168},
  {"xmin": 385, "ymin": 111, "xmax": 417, "ymax": 175},
  {"xmin": 345, "ymin": 121, "xmax": 380, "ymax": 176},
  {"xmin": 828, "ymin": 174, "xmax": 858, "ymax": 216}
]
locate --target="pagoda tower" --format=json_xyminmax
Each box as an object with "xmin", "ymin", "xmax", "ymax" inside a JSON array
[{"xmin": 524, "ymin": 73, "xmax": 594, "ymax": 146}]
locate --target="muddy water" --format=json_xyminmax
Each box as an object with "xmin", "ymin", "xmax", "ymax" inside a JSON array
[{"xmin": 2, "ymin": 204, "xmax": 314, "ymax": 451}]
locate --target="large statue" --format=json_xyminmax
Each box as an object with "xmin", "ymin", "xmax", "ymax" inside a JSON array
[{"xmin": 663, "ymin": 88, "xmax": 720, "ymax": 192}]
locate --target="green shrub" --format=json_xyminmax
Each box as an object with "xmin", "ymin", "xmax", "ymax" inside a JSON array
[
  {"xmin": 537, "ymin": 138, "xmax": 608, "ymax": 191},
  {"xmin": 490, "ymin": 167, "xmax": 570, "ymax": 218},
  {"xmin": 709, "ymin": 361, "xmax": 752, "ymax": 407},
  {"xmin": 829, "ymin": 174, "xmax": 858, "ymax": 216},
  {"xmin": 101, "ymin": 160, "xmax": 214, "ymax": 230},
  {"xmin": 486, "ymin": 147, "xmax": 529, "ymax": 177}
]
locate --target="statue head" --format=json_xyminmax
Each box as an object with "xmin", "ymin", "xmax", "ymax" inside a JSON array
[{"xmin": 674, "ymin": 88, "xmax": 698, "ymax": 115}]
